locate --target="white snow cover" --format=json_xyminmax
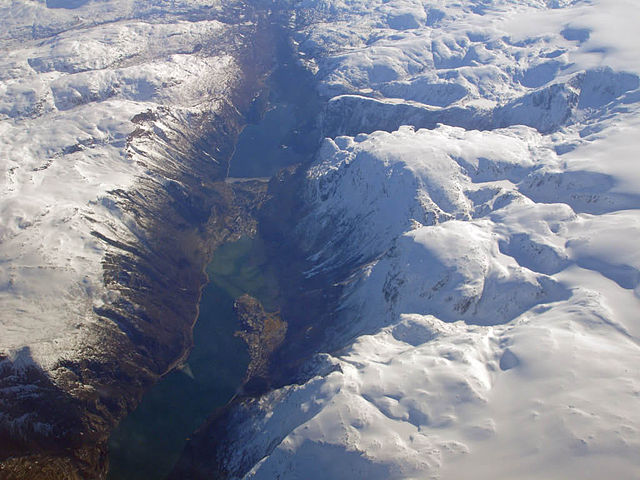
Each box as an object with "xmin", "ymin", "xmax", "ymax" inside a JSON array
[
  {"xmin": 0, "ymin": 0, "xmax": 241, "ymax": 371},
  {"xmin": 218, "ymin": 0, "xmax": 640, "ymax": 478}
]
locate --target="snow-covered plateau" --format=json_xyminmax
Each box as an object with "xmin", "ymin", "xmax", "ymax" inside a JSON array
[
  {"xmin": 0, "ymin": 0, "xmax": 276, "ymax": 476},
  {"xmin": 172, "ymin": 0, "xmax": 640, "ymax": 479}
]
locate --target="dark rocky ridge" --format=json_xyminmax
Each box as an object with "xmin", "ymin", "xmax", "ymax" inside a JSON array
[{"xmin": 0, "ymin": 2, "xmax": 278, "ymax": 478}]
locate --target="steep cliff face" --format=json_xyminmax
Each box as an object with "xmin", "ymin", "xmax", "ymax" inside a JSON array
[
  {"xmin": 0, "ymin": 1, "xmax": 277, "ymax": 477},
  {"xmin": 172, "ymin": 0, "xmax": 640, "ymax": 479}
]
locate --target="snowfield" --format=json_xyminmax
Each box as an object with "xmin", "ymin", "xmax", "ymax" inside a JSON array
[
  {"xmin": 0, "ymin": 1, "xmax": 265, "ymax": 469},
  {"xmin": 0, "ymin": 0, "xmax": 241, "ymax": 370},
  {"xmin": 208, "ymin": 0, "xmax": 640, "ymax": 478}
]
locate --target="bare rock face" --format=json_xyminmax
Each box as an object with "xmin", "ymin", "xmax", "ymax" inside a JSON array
[
  {"xmin": 171, "ymin": 0, "xmax": 640, "ymax": 479},
  {"xmin": 5, "ymin": 0, "xmax": 640, "ymax": 478}
]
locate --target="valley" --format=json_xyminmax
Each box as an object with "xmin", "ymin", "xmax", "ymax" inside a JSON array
[{"xmin": 1, "ymin": 0, "xmax": 640, "ymax": 479}]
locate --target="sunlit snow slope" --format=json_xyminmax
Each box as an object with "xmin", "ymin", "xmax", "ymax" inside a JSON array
[
  {"xmin": 0, "ymin": 0, "xmax": 270, "ymax": 475},
  {"xmin": 207, "ymin": 0, "xmax": 640, "ymax": 478},
  {"xmin": 0, "ymin": 0, "xmax": 242, "ymax": 370}
]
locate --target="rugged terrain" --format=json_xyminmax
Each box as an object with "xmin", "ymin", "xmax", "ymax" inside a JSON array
[
  {"xmin": 171, "ymin": 0, "xmax": 640, "ymax": 479},
  {"xmin": 0, "ymin": 0, "xmax": 277, "ymax": 477},
  {"xmin": 2, "ymin": 0, "xmax": 640, "ymax": 479}
]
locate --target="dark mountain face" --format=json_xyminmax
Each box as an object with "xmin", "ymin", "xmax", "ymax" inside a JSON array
[{"xmin": 0, "ymin": 2, "xmax": 279, "ymax": 478}]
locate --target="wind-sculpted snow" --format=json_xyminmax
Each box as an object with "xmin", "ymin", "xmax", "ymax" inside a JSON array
[{"xmin": 205, "ymin": 0, "xmax": 640, "ymax": 478}]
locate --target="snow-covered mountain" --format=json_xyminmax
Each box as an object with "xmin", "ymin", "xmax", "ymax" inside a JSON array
[
  {"xmin": 3, "ymin": 0, "xmax": 640, "ymax": 478},
  {"xmin": 0, "ymin": 0, "xmax": 274, "ymax": 476},
  {"xmin": 176, "ymin": 0, "xmax": 640, "ymax": 478}
]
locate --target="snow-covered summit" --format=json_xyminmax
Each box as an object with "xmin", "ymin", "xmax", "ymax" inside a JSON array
[
  {"xmin": 3, "ymin": 0, "xmax": 640, "ymax": 477},
  {"xmin": 0, "ymin": 0, "xmax": 246, "ymax": 371},
  {"xmin": 295, "ymin": 0, "xmax": 640, "ymax": 134},
  {"xmin": 196, "ymin": 0, "xmax": 640, "ymax": 478}
]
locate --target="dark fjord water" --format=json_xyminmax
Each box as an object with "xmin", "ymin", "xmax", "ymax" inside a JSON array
[
  {"xmin": 107, "ymin": 236, "xmax": 278, "ymax": 480},
  {"xmin": 228, "ymin": 102, "xmax": 308, "ymax": 178},
  {"xmin": 227, "ymin": 49, "xmax": 320, "ymax": 178},
  {"xmin": 107, "ymin": 13, "xmax": 319, "ymax": 477}
]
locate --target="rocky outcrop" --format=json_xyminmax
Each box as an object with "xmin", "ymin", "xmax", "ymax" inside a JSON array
[
  {"xmin": 234, "ymin": 294, "xmax": 287, "ymax": 393},
  {"xmin": 169, "ymin": 0, "xmax": 640, "ymax": 478}
]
